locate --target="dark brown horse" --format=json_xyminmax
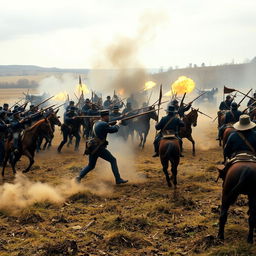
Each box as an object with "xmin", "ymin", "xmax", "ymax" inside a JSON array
[
  {"xmin": 41, "ymin": 111, "xmax": 61, "ymax": 150},
  {"xmin": 2, "ymin": 119, "xmax": 53, "ymax": 177},
  {"xmin": 218, "ymin": 161, "xmax": 256, "ymax": 243},
  {"xmin": 179, "ymin": 109, "xmax": 198, "ymax": 155},
  {"xmin": 159, "ymin": 138, "xmax": 180, "ymax": 187},
  {"xmin": 134, "ymin": 108, "xmax": 158, "ymax": 149},
  {"xmin": 222, "ymin": 126, "xmax": 235, "ymax": 163}
]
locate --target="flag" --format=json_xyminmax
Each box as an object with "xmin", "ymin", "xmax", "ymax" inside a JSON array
[{"xmin": 224, "ymin": 86, "xmax": 236, "ymax": 94}]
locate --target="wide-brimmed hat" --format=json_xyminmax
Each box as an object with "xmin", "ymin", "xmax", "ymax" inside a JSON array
[{"xmin": 233, "ymin": 114, "xmax": 256, "ymax": 131}]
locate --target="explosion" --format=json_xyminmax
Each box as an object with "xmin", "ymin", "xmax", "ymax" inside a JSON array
[
  {"xmin": 76, "ymin": 83, "xmax": 90, "ymax": 95},
  {"xmin": 165, "ymin": 76, "xmax": 195, "ymax": 96},
  {"xmin": 117, "ymin": 88, "xmax": 125, "ymax": 96},
  {"xmin": 144, "ymin": 81, "xmax": 156, "ymax": 91},
  {"xmin": 54, "ymin": 92, "xmax": 68, "ymax": 101}
]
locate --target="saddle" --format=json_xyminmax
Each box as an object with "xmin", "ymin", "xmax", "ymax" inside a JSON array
[
  {"xmin": 217, "ymin": 152, "xmax": 256, "ymax": 181},
  {"xmin": 227, "ymin": 152, "xmax": 256, "ymax": 165},
  {"xmin": 162, "ymin": 130, "xmax": 177, "ymax": 140}
]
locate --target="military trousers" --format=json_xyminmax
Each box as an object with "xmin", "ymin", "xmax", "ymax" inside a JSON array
[{"xmin": 78, "ymin": 148, "xmax": 122, "ymax": 182}]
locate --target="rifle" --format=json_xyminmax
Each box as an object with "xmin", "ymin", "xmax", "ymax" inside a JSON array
[
  {"xmin": 20, "ymin": 104, "xmax": 56, "ymax": 122},
  {"xmin": 109, "ymin": 108, "xmax": 161, "ymax": 125},
  {"xmin": 238, "ymin": 88, "xmax": 252, "ymax": 107},
  {"xmin": 243, "ymin": 99, "xmax": 256, "ymax": 113},
  {"xmin": 178, "ymin": 92, "xmax": 186, "ymax": 113},
  {"xmin": 191, "ymin": 107, "xmax": 213, "ymax": 119},
  {"xmin": 23, "ymin": 95, "xmax": 54, "ymax": 115},
  {"xmin": 9, "ymin": 98, "xmax": 24, "ymax": 109},
  {"xmin": 189, "ymin": 91, "xmax": 208, "ymax": 104},
  {"xmin": 52, "ymin": 103, "xmax": 65, "ymax": 111}
]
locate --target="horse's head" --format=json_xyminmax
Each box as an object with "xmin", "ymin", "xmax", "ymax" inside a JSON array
[
  {"xmin": 41, "ymin": 118, "xmax": 54, "ymax": 140},
  {"xmin": 188, "ymin": 108, "xmax": 198, "ymax": 127},
  {"xmin": 149, "ymin": 106, "xmax": 158, "ymax": 121},
  {"xmin": 48, "ymin": 111, "xmax": 62, "ymax": 127}
]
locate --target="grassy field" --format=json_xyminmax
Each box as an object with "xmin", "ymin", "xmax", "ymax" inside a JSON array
[{"xmin": 0, "ymin": 123, "xmax": 255, "ymax": 256}]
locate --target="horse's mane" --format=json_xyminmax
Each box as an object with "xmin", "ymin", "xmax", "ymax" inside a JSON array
[{"xmin": 25, "ymin": 119, "xmax": 46, "ymax": 132}]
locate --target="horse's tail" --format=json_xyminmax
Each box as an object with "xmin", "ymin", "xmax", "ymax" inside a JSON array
[{"xmin": 164, "ymin": 141, "xmax": 179, "ymax": 160}]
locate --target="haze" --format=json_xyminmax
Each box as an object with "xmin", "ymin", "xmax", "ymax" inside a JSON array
[{"xmin": 0, "ymin": 0, "xmax": 255, "ymax": 69}]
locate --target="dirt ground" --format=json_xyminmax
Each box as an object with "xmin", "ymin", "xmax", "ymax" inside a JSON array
[{"xmin": 1, "ymin": 122, "xmax": 256, "ymax": 256}]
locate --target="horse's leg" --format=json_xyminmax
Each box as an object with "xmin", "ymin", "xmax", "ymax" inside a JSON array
[
  {"xmin": 187, "ymin": 135, "xmax": 195, "ymax": 156},
  {"xmin": 74, "ymin": 132, "xmax": 81, "ymax": 151},
  {"xmin": 138, "ymin": 132, "xmax": 143, "ymax": 147},
  {"xmin": 247, "ymin": 195, "xmax": 256, "ymax": 243},
  {"xmin": 47, "ymin": 137, "xmax": 52, "ymax": 149},
  {"xmin": 170, "ymin": 159, "xmax": 179, "ymax": 188},
  {"xmin": 218, "ymin": 200, "xmax": 230, "ymax": 240},
  {"xmin": 10, "ymin": 152, "xmax": 20, "ymax": 175},
  {"xmin": 22, "ymin": 150, "xmax": 34, "ymax": 173},
  {"xmin": 161, "ymin": 159, "xmax": 171, "ymax": 187},
  {"xmin": 2, "ymin": 150, "xmax": 10, "ymax": 177},
  {"xmin": 142, "ymin": 130, "xmax": 149, "ymax": 149},
  {"xmin": 43, "ymin": 139, "xmax": 48, "ymax": 150}
]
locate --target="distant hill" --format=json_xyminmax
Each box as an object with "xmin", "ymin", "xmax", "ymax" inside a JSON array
[
  {"xmin": 152, "ymin": 61, "xmax": 256, "ymax": 91},
  {"xmin": 0, "ymin": 62, "xmax": 255, "ymax": 91},
  {"xmin": 0, "ymin": 65, "xmax": 90, "ymax": 76}
]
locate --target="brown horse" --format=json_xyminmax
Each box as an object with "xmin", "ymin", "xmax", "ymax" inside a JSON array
[
  {"xmin": 2, "ymin": 118, "xmax": 53, "ymax": 177},
  {"xmin": 217, "ymin": 111, "xmax": 227, "ymax": 146},
  {"xmin": 218, "ymin": 161, "xmax": 256, "ymax": 243},
  {"xmin": 41, "ymin": 111, "xmax": 61, "ymax": 150},
  {"xmin": 159, "ymin": 138, "xmax": 180, "ymax": 187},
  {"xmin": 222, "ymin": 126, "xmax": 235, "ymax": 163},
  {"xmin": 179, "ymin": 109, "xmax": 198, "ymax": 155}
]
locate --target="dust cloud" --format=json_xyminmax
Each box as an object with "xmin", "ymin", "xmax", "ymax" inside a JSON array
[
  {"xmin": 0, "ymin": 173, "xmax": 113, "ymax": 214},
  {"xmin": 92, "ymin": 136, "xmax": 146, "ymax": 183}
]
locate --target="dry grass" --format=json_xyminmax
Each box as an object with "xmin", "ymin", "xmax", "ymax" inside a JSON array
[{"xmin": 0, "ymin": 110, "xmax": 255, "ymax": 255}]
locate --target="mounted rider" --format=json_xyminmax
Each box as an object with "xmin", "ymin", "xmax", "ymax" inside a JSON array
[
  {"xmin": 0, "ymin": 110, "xmax": 8, "ymax": 166},
  {"xmin": 224, "ymin": 115, "xmax": 256, "ymax": 159},
  {"xmin": 153, "ymin": 105, "xmax": 184, "ymax": 157},
  {"xmin": 171, "ymin": 99, "xmax": 192, "ymax": 118},
  {"xmin": 9, "ymin": 110, "xmax": 27, "ymax": 154},
  {"xmin": 247, "ymin": 92, "xmax": 256, "ymax": 112},
  {"xmin": 217, "ymin": 102, "xmax": 242, "ymax": 140},
  {"xmin": 76, "ymin": 109, "xmax": 128, "ymax": 185},
  {"xmin": 219, "ymin": 95, "xmax": 233, "ymax": 111}
]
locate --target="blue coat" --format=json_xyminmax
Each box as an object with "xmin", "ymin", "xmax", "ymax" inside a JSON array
[
  {"xmin": 219, "ymin": 100, "xmax": 231, "ymax": 110},
  {"xmin": 93, "ymin": 121, "xmax": 119, "ymax": 140},
  {"xmin": 224, "ymin": 110, "xmax": 242, "ymax": 124},
  {"xmin": 155, "ymin": 114, "xmax": 184, "ymax": 133},
  {"xmin": 224, "ymin": 130, "xmax": 256, "ymax": 158}
]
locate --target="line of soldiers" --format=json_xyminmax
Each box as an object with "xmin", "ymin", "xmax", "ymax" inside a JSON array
[
  {"xmin": 217, "ymin": 93, "xmax": 256, "ymax": 140},
  {"xmin": 0, "ymin": 102, "xmax": 54, "ymax": 166}
]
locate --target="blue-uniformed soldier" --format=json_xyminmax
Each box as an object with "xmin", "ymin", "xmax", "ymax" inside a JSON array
[
  {"xmin": 217, "ymin": 102, "xmax": 242, "ymax": 140},
  {"xmin": 82, "ymin": 99, "xmax": 91, "ymax": 114},
  {"xmin": 112, "ymin": 95, "xmax": 124, "ymax": 109},
  {"xmin": 171, "ymin": 99, "xmax": 192, "ymax": 118},
  {"xmin": 10, "ymin": 110, "xmax": 26, "ymax": 154},
  {"xmin": 3, "ymin": 103, "xmax": 9, "ymax": 112},
  {"xmin": 76, "ymin": 110, "xmax": 128, "ymax": 184},
  {"xmin": 0, "ymin": 111, "xmax": 8, "ymax": 166},
  {"xmin": 57, "ymin": 106, "xmax": 81, "ymax": 152},
  {"xmin": 110, "ymin": 105, "xmax": 122, "ymax": 120},
  {"xmin": 153, "ymin": 105, "xmax": 185, "ymax": 157},
  {"xmin": 219, "ymin": 95, "xmax": 232, "ymax": 111},
  {"xmin": 103, "ymin": 96, "xmax": 113, "ymax": 110},
  {"xmin": 66, "ymin": 101, "xmax": 75, "ymax": 112},
  {"xmin": 122, "ymin": 102, "xmax": 135, "ymax": 141},
  {"xmin": 224, "ymin": 115, "xmax": 256, "ymax": 159},
  {"xmin": 247, "ymin": 92, "xmax": 256, "ymax": 111}
]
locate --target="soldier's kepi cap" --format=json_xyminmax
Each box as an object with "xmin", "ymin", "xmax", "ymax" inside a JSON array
[
  {"xmin": 233, "ymin": 115, "xmax": 256, "ymax": 131},
  {"xmin": 100, "ymin": 110, "xmax": 109, "ymax": 116},
  {"xmin": 166, "ymin": 105, "xmax": 176, "ymax": 113}
]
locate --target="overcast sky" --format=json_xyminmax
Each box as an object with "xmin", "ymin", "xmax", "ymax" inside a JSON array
[{"xmin": 0, "ymin": 0, "xmax": 255, "ymax": 68}]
